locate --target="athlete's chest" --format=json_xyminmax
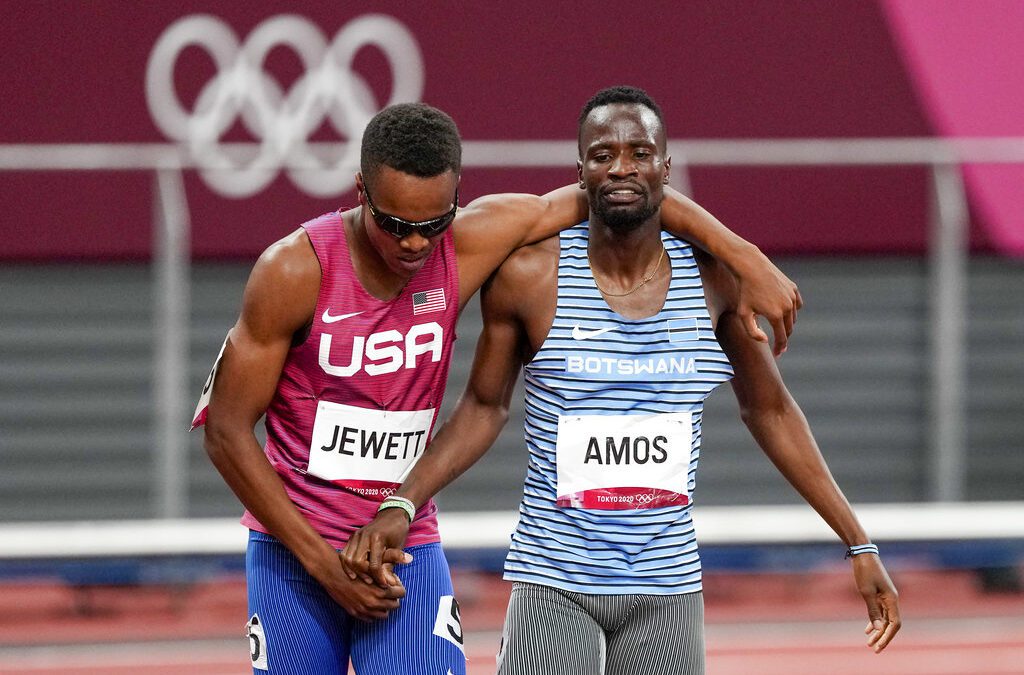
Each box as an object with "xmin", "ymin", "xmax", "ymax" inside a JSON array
[
  {"xmin": 310, "ymin": 253, "xmax": 457, "ymax": 381},
  {"xmin": 533, "ymin": 312, "xmax": 713, "ymax": 386}
]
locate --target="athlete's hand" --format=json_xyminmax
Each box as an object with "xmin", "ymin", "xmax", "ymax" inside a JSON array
[
  {"xmin": 331, "ymin": 573, "xmax": 407, "ymax": 622},
  {"xmin": 316, "ymin": 553, "xmax": 409, "ymax": 622},
  {"xmin": 852, "ymin": 554, "xmax": 901, "ymax": 652},
  {"xmin": 731, "ymin": 249, "xmax": 802, "ymax": 356},
  {"xmin": 341, "ymin": 508, "xmax": 413, "ymax": 588}
]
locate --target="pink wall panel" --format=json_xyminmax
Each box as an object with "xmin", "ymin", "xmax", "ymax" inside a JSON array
[{"xmin": 882, "ymin": 0, "xmax": 1024, "ymax": 255}]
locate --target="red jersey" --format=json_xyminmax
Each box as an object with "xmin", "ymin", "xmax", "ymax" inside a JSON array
[{"xmin": 241, "ymin": 211, "xmax": 459, "ymax": 548}]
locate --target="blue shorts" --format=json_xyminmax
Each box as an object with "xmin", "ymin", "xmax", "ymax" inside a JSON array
[{"xmin": 245, "ymin": 530, "xmax": 466, "ymax": 674}]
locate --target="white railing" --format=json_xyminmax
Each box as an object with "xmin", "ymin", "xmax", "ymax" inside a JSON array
[
  {"xmin": 3, "ymin": 502, "xmax": 1023, "ymax": 559},
  {"xmin": 3, "ymin": 137, "xmax": 1024, "ymax": 515}
]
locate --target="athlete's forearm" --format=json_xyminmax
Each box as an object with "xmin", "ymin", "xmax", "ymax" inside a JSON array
[
  {"xmin": 660, "ymin": 188, "xmax": 762, "ymax": 272},
  {"xmin": 396, "ymin": 395, "xmax": 509, "ymax": 508},
  {"xmin": 517, "ymin": 184, "xmax": 590, "ymax": 246},
  {"xmin": 668, "ymin": 189, "xmax": 801, "ymax": 354},
  {"xmin": 204, "ymin": 426, "xmax": 337, "ymax": 575},
  {"xmin": 742, "ymin": 402, "xmax": 871, "ymax": 547}
]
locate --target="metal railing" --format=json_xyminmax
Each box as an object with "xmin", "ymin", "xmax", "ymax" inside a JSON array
[{"xmin": 3, "ymin": 137, "xmax": 1023, "ymax": 515}]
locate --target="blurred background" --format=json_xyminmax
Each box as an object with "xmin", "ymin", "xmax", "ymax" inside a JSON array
[{"xmin": 1, "ymin": 1, "xmax": 1022, "ymax": 673}]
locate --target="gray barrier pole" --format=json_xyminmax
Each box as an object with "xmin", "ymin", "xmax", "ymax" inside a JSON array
[
  {"xmin": 153, "ymin": 168, "xmax": 191, "ymax": 518},
  {"xmin": 928, "ymin": 164, "xmax": 969, "ymax": 502}
]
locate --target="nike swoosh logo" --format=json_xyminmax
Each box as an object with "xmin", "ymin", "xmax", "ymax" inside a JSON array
[
  {"xmin": 571, "ymin": 325, "xmax": 616, "ymax": 340},
  {"xmin": 322, "ymin": 309, "xmax": 363, "ymax": 324}
]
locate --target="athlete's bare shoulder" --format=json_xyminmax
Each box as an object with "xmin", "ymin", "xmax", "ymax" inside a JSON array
[
  {"xmin": 484, "ymin": 236, "xmax": 559, "ymax": 350},
  {"xmin": 256, "ymin": 227, "xmax": 320, "ymax": 281},
  {"xmin": 497, "ymin": 234, "xmax": 560, "ymax": 283},
  {"xmin": 241, "ymin": 227, "xmax": 321, "ymax": 338},
  {"xmin": 692, "ymin": 245, "xmax": 737, "ymax": 327}
]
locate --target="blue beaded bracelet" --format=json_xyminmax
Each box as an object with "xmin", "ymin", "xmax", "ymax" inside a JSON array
[{"xmin": 845, "ymin": 543, "xmax": 879, "ymax": 559}]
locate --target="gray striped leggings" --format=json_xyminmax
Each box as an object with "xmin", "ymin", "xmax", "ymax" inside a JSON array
[{"xmin": 496, "ymin": 582, "xmax": 705, "ymax": 675}]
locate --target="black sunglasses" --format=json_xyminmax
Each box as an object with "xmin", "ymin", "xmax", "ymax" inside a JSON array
[{"xmin": 363, "ymin": 187, "xmax": 459, "ymax": 239}]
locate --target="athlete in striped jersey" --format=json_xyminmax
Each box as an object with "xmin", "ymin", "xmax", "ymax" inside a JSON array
[
  {"xmin": 345, "ymin": 88, "xmax": 901, "ymax": 673},
  {"xmin": 198, "ymin": 101, "xmax": 803, "ymax": 675}
]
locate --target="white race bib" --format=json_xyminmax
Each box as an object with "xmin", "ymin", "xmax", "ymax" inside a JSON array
[
  {"xmin": 191, "ymin": 335, "xmax": 228, "ymax": 430},
  {"xmin": 307, "ymin": 401, "xmax": 434, "ymax": 486},
  {"xmin": 555, "ymin": 412, "xmax": 692, "ymax": 510}
]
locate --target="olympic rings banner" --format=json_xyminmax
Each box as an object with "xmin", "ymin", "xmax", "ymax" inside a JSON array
[
  {"xmin": 0, "ymin": 2, "xmax": 1016, "ymax": 259},
  {"xmin": 146, "ymin": 14, "xmax": 424, "ymax": 198}
]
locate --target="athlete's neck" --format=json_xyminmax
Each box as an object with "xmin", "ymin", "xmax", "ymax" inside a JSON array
[{"xmin": 587, "ymin": 212, "xmax": 664, "ymax": 281}]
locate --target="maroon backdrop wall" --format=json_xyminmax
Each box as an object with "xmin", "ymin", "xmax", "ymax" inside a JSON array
[{"xmin": 2, "ymin": 0, "xmax": 964, "ymax": 261}]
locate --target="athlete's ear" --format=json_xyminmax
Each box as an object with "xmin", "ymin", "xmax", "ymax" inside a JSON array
[
  {"xmin": 355, "ymin": 173, "xmax": 365, "ymax": 203},
  {"xmin": 663, "ymin": 155, "xmax": 671, "ymax": 185},
  {"xmin": 577, "ymin": 159, "xmax": 585, "ymax": 188}
]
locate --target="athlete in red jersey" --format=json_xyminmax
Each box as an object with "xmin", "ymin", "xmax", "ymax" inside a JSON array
[
  {"xmin": 197, "ymin": 103, "xmax": 801, "ymax": 674},
  {"xmin": 241, "ymin": 210, "xmax": 460, "ymax": 551}
]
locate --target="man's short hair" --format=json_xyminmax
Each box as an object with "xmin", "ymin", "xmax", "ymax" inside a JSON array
[
  {"xmin": 577, "ymin": 86, "xmax": 665, "ymax": 150},
  {"xmin": 360, "ymin": 103, "xmax": 462, "ymax": 188}
]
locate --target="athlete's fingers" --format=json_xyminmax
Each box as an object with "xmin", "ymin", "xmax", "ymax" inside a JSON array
[
  {"xmin": 739, "ymin": 307, "xmax": 769, "ymax": 346},
  {"xmin": 382, "ymin": 548, "xmax": 413, "ymax": 566},
  {"xmin": 866, "ymin": 618, "xmax": 885, "ymax": 647},
  {"xmin": 346, "ymin": 580, "xmax": 405, "ymax": 622},
  {"xmin": 378, "ymin": 549, "xmax": 412, "ymax": 587},
  {"xmin": 380, "ymin": 562, "xmax": 402, "ymax": 588},
  {"xmin": 862, "ymin": 583, "xmax": 885, "ymax": 645},
  {"xmin": 384, "ymin": 583, "xmax": 407, "ymax": 600},
  {"xmin": 358, "ymin": 601, "xmax": 398, "ymax": 622},
  {"xmin": 783, "ymin": 306, "xmax": 795, "ymax": 339},
  {"xmin": 794, "ymin": 285, "xmax": 804, "ymax": 311},
  {"xmin": 871, "ymin": 596, "xmax": 902, "ymax": 652},
  {"xmin": 360, "ymin": 590, "xmax": 402, "ymax": 621},
  {"xmin": 374, "ymin": 592, "xmax": 403, "ymax": 609},
  {"xmin": 366, "ymin": 535, "xmax": 388, "ymax": 586},
  {"xmin": 862, "ymin": 593, "xmax": 900, "ymax": 652},
  {"xmin": 769, "ymin": 315, "xmax": 788, "ymax": 356},
  {"xmin": 338, "ymin": 535, "xmax": 363, "ymax": 580},
  {"xmin": 338, "ymin": 556, "xmax": 356, "ymax": 581},
  {"xmin": 873, "ymin": 620, "xmax": 900, "ymax": 652}
]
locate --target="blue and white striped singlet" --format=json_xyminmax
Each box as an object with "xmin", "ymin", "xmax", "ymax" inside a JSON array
[{"xmin": 503, "ymin": 223, "xmax": 733, "ymax": 595}]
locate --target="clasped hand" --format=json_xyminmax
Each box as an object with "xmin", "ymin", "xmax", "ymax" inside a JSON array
[
  {"xmin": 319, "ymin": 540, "xmax": 411, "ymax": 622},
  {"xmin": 341, "ymin": 508, "xmax": 414, "ymax": 591}
]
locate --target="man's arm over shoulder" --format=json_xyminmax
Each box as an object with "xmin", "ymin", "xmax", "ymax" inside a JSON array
[
  {"xmin": 452, "ymin": 185, "xmax": 586, "ymax": 308},
  {"xmin": 662, "ymin": 187, "xmax": 802, "ymax": 355}
]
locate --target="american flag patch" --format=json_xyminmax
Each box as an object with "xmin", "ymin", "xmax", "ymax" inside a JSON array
[{"xmin": 412, "ymin": 288, "xmax": 446, "ymax": 315}]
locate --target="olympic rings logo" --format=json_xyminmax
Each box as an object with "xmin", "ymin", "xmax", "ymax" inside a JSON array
[
  {"xmin": 634, "ymin": 493, "xmax": 656, "ymax": 505},
  {"xmin": 146, "ymin": 14, "xmax": 424, "ymax": 197},
  {"xmin": 379, "ymin": 487, "xmax": 396, "ymax": 498}
]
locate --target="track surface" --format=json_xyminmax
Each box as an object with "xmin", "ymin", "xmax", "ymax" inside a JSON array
[{"xmin": 1, "ymin": 569, "xmax": 1021, "ymax": 674}]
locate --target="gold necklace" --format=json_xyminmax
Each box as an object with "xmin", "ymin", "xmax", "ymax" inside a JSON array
[{"xmin": 590, "ymin": 246, "xmax": 665, "ymax": 297}]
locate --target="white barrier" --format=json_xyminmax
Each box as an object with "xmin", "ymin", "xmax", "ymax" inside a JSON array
[{"xmin": 3, "ymin": 502, "xmax": 1023, "ymax": 560}]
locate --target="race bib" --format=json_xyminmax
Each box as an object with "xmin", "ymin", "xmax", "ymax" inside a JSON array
[
  {"xmin": 555, "ymin": 412, "xmax": 692, "ymax": 510},
  {"xmin": 190, "ymin": 335, "xmax": 228, "ymax": 430},
  {"xmin": 307, "ymin": 401, "xmax": 434, "ymax": 487}
]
